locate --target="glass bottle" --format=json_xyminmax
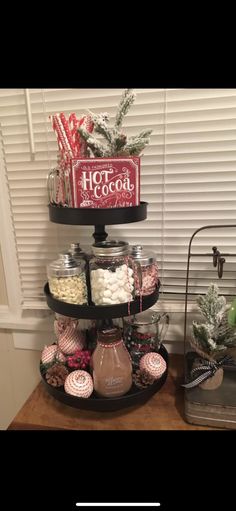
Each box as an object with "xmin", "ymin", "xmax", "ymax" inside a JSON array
[
  {"xmin": 130, "ymin": 245, "xmax": 159, "ymax": 296},
  {"xmin": 89, "ymin": 240, "xmax": 135, "ymax": 305},
  {"xmin": 47, "ymin": 252, "xmax": 88, "ymax": 304},
  {"xmin": 92, "ymin": 327, "xmax": 133, "ymax": 397}
]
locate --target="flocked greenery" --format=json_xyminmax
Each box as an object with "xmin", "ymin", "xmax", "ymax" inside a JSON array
[
  {"xmin": 191, "ymin": 284, "xmax": 236, "ymax": 359},
  {"xmin": 77, "ymin": 89, "xmax": 153, "ymax": 157}
]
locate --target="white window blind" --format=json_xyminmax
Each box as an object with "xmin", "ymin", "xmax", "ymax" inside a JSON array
[{"xmin": 0, "ymin": 88, "xmax": 236, "ymax": 311}]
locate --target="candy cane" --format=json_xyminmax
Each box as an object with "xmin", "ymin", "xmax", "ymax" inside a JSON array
[
  {"xmin": 51, "ymin": 114, "xmax": 73, "ymax": 160},
  {"xmin": 59, "ymin": 113, "xmax": 76, "ymax": 157},
  {"xmin": 78, "ymin": 115, "xmax": 94, "ymax": 157},
  {"xmin": 69, "ymin": 113, "xmax": 80, "ymax": 156}
]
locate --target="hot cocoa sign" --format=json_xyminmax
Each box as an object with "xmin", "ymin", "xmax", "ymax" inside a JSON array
[{"xmin": 70, "ymin": 157, "xmax": 140, "ymax": 208}]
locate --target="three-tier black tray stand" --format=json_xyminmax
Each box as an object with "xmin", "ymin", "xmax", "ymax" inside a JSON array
[{"xmin": 41, "ymin": 202, "xmax": 168, "ymax": 411}]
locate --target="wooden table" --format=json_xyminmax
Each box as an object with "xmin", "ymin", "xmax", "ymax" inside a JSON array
[{"xmin": 8, "ymin": 355, "xmax": 215, "ymax": 430}]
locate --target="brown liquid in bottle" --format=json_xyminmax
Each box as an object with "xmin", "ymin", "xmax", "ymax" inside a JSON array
[{"xmin": 92, "ymin": 328, "xmax": 133, "ymax": 398}]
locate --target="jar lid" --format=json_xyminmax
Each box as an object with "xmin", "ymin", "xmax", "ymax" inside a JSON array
[
  {"xmin": 47, "ymin": 252, "xmax": 81, "ymax": 277},
  {"xmin": 98, "ymin": 327, "xmax": 122, "ymax": 344},
  {"xmin": 92, "ymin": 240, "xmax": 129, "ymax": 257},
  {"xmin": 69, "ymin": 243, "xmax": 87, "ymax": 258},
  {"xmin": 130, "ymin": 245, "xmax": 156, "ymax": 265}
]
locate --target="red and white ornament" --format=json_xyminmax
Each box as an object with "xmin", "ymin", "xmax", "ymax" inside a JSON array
[
  {"xmin": 41, "ymin": 344, "xmax": 58, "ymax": 365},
  {"xmin": 139, "ymin": 352, "xmax": 166, "ymax": 380},
  {"xmin": 64, "ymin": 370, "xmax": 93, "ymax": 398},
  {"xmin": 58, "ymin": 322, "xmax": 84, "ymax": 355}
]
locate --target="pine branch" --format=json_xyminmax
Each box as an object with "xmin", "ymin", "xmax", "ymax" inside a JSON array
[
  {"xmin": 122, "ymin": 137, "xmax": 151, "ymax": 156},
  {"xmin": 111, "ymin": 130, "xmax": 127, "ymax": 154},
  {"xmin": 192, "ymin": 284, "xmax": 236, "ymax": 358},
  {"xmin": 115, "ymin": 89, "xmax": 136, "ymax": 129},
  {"xmin": 77, "ymin": 126, "xmax": 109, "ymax": 157},
  {"xmin": 129, "ymin": 129, "xmax": 153, "ymax": 140},
  {"xmin": 77, "ymin": 90, "xmax": 152, "ymax": 157},
  {"xmin": 89, "ymin": 112, "xmax": 113, "ymax": 145},
  {"xmin": 196, "ymin": 284, "xmax": 226, "ymax": 325}
]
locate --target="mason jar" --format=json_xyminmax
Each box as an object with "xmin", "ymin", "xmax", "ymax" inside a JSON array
[
  {"xmin": 130, "ymin": 245, "xmax": 159, "ymax": 296},
  {"xmin": 89, "ymin": 240, "xmax": 135, "ymax": 305},
  {"xmin": 47, "ymin": 252, "xmax": 88, "ymax": 304}
]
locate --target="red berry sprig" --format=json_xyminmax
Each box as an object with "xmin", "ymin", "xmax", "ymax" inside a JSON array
[{"xmin": 66, "ymin": 350, "xmax": 91, "ymax": 370}]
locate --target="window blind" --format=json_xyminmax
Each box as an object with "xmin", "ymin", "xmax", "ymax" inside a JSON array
[
  {"xmin": 0, "ymin": 88, "xmax": 236, "ymax": 310},
  {"xmin": 162, "ymin": 89, "xmax": 236, "ymax": 301}
]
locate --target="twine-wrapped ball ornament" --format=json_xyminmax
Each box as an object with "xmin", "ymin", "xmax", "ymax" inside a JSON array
[
  {"xmin": 41, "ymin": 344, "xmax": 58, "ymax": 365},
  {"xmin": 64, "ymin": 370, "xmax": 93, "ymax": 398},
  {"xmin": 139, "ymin": 352, "xmax": 166, "ymax": 380}
]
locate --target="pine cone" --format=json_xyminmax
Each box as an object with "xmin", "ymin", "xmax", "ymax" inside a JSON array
[
  {"xmin": 133, "ymin": 369, "xmax": 155, "ymax": 389},
  {"xmin": 45, "ymin": 364, "xmax": 69, "ymax": 387}
]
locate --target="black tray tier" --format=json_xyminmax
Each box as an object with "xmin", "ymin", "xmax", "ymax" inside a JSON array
[
  {"xmin": 40, "ymin": 345, "xmax": 168, "ymax": 412},
  {"xmin": 44, "ymin": 282, "xmax": 160, "ymax": 319},
  {"xmin": 48, "ymin": 202, "xmax": 147, "ymax": 225}
]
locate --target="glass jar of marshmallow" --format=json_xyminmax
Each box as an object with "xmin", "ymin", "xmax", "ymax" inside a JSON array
[
  {"xmin": 89, "ymin": 240, "xmax": 135, "ymax": 306},
  {"xmin": 47, "ymin": 252, "xmax": 88, "ymax": 304}
]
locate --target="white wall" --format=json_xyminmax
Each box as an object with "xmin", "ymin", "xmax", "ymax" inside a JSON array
[{"xmin": 0, "ymin": 247, "xmax": 41, "ymax": 429}]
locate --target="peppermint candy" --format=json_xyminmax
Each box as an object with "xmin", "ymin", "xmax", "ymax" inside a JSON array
[{"xmin": 64, "ymin": 370, "xmax": 93, "ymax": 398}]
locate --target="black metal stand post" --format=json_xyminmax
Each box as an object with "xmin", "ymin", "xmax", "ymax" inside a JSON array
[{"xmin": 92, "ymin": 225, "xmax": 108, "ymax": 243}]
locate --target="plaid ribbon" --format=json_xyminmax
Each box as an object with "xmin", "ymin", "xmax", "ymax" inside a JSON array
[{"xmin": 182, "ymin": 355, "xmax": 234, "ymax": 388}]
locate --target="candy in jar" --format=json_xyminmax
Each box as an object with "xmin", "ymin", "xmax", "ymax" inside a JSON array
[
  {"xmin": 47, "ymin": 252, "xmax": 88, "ymax": 304},
  {"xmin": 89, "ymin": 240, "xmax": 135, "ymax": 305},
  {"xmin": 92, "ymin": 327, "xmax": 133, "ymax": 397},
  {"xmin": 130, "ymin": 245, "xmax": 158, "ymax": 296}
]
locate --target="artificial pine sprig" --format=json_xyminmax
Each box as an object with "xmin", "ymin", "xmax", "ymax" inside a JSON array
[
  {"xmin": 115, "ymin": 89, "xmax": 136, "ymax": 129},
  {"xmin": 77, "ymin": 126, "xmax": 109, "ymax": 157},
  {"xmin": 191, "ymin": 284, "xmax": 236, "ymax": 358},
  {"xmin": 77, "ymin": 89, "xmax": 153, "ymax": 157}
]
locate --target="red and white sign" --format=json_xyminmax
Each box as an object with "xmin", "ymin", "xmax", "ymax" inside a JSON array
[{"xmin": 70, "ymin": 157, "xmax": 140, "ymax": 208}]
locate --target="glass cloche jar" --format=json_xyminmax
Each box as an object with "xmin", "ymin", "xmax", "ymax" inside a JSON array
[{"xmin": 47, "ymin": 252, "xmax": 88, "ymax": 304}]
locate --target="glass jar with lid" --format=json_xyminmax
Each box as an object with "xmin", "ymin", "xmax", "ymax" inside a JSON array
[
  {"xmin": 92, "ymin": 327, "xmax": 133, "ymax": 397},
  {"xmin": 130, "ymin": 245, "xmax": 159, "ymax": 296},
  {"xmin": 68, "ymin": 242, "xmax": 88, "ymax": 262},
  {"xmin": 47, "ymin": 252, "xmax": 88, "ymax": 304},
  {"xmin": 89, "ymin": 240, "xmax": 135, "ymax": 305},
  {"xmin": 47, "ymin": 153, "xmax": 72, "ymax": 207}
]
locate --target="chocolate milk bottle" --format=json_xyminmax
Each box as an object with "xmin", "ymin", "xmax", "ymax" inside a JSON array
[{"xmin": 92, "ymin": 327, "xmax": 133, "ymax": 398}]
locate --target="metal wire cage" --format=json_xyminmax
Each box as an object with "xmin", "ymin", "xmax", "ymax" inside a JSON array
[{"xmin": 183, "ymin": 224, "xmax": 236, "ymax": 429}]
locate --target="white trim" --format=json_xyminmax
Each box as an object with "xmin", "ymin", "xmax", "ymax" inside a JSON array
[
  {"xmin": 76, "ymin": 505, "xmax": 161, "ymax": 508},
  {"xmin": 13, "ymin": 330, "xmax": 53, "ymax": 350},
  {"xmin": 0, "ymin": 129, "xmax": 23, "ymax": 315},
  {"xmin": 0, "ymin": 301, "xmax": 53, "ymax": 331}
]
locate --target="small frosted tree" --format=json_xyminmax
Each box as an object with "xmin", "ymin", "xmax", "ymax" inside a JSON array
[
  {"xmin": 77, "ymin": 89, "xmax": 153, "ymax": 157},
  {"xmin": 191, "ymin": 284, "xmax": 236, "ymax": 360}
]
